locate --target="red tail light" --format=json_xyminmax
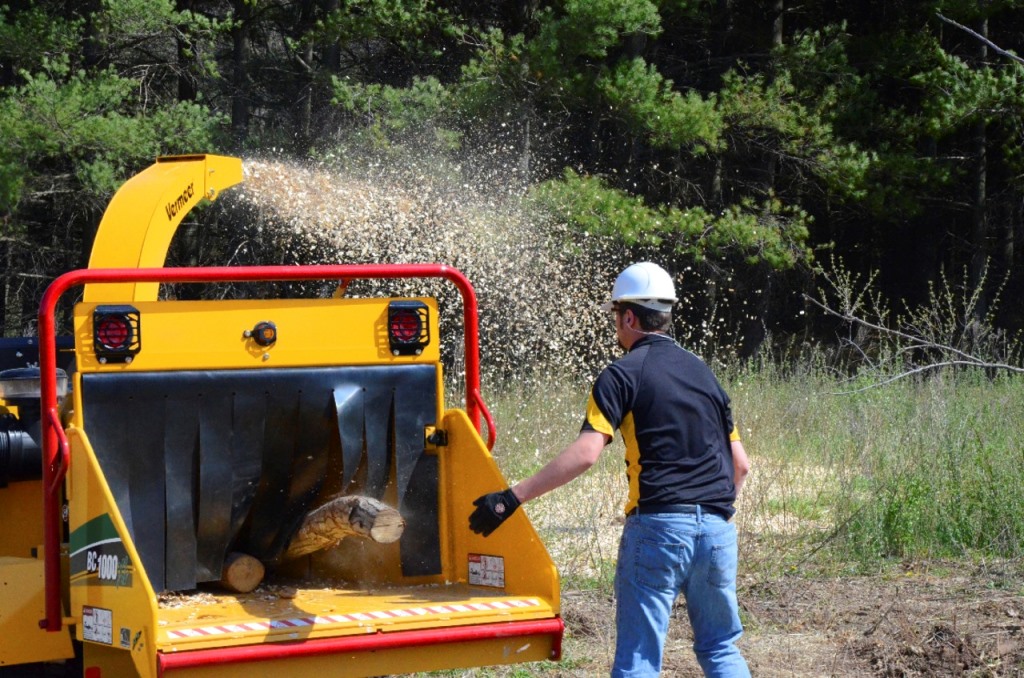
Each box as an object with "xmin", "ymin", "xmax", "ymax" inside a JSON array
[
  {"xmin": 93, "ymin": 305, "xmax": 141, "ymax": 363},
  {"xmin": 387, "ymin": 301, "xmax": 429, "ymax": 356}
]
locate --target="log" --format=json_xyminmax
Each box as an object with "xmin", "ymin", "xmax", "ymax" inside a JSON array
[
  {"xmin": 219, "ymin": 552, "xmax": 266, "ymax": 593},
  {"xmin": 283, "ymin": 494, "xmax": 405, "ymax": 560}
]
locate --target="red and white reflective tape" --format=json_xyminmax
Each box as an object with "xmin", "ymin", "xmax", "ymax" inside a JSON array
[{"xmin": 166, "ymin": 598, "xmax": 541, "ymax": 639}]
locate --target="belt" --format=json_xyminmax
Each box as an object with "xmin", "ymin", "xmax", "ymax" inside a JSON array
[{"xmin": 625, "ymin": 503, "xmax": 729, "ymax": 520}]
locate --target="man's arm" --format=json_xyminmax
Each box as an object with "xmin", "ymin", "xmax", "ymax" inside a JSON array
[
  {"xmin": 731, "ymin": 439, "xmax": 750, "ymax": 496},
  {"xmin": 511, "ymin": 430, "xmax": 608, "ymax": 503}
]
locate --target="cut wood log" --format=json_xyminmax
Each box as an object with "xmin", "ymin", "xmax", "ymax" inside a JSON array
[
  {"xmin": 283, "ymin": 494, "xmax": 405, "ymax": 561},
  {"xmin": 219, "ymin": 552, "xmax": 265, "ymax": 593}
]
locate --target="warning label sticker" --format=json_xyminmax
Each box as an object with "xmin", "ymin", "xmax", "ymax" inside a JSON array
[
  {"xmin": 468, "ymin": 553, "xmax": 505, "ymax": 588},
  {"xmin": 83, "ymin": 605, "xmax": 113, "ymax": 645}
]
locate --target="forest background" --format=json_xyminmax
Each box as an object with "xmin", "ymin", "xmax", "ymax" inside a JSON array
[{"xmin": 3, "ymin": 0, "xmax": 1024, "ymax": 355}]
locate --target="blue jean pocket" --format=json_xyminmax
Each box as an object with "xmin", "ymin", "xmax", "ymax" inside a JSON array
[
  {"xmin": 634, "ymin": 538, "xmax": 679, "ymax": 591},
  {"xmin": 707, "ymin": 537, "xmax": 738, "ymax": 589}
]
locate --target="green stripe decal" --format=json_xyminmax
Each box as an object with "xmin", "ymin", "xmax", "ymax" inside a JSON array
[{"xmin": 69, "ymin": 513, "xmax": 120, "ymax": 555}]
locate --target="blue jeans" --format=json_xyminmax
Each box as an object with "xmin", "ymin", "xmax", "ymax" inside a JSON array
[{"xmin": 612, "ymin": 509, "xmax": 749, "ymax": 678}]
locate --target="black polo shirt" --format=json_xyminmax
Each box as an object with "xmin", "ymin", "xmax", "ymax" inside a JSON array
[{"xmin": 581, "ymin": 333, "xmax": 741, "ymax": 517}]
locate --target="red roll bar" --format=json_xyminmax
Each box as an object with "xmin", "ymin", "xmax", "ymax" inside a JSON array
[{"xmin": 36, "ymin": 263, "xmax": 491, "ymax": 632}]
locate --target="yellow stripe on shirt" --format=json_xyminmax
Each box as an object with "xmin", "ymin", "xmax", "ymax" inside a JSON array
[
  {"xmin": 585, "ymin": 393, "xmax": 615, "ymax": 438},
  {"xmin": 620, "ymin": 412, "xmax": 641, "ymax": 514}
]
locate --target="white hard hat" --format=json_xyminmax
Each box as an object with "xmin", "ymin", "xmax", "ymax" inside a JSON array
[{"xmin": 600, "ymin": 262, "xmax": 677, "ymax": 312}]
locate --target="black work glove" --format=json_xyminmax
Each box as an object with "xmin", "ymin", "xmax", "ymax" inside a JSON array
[{"xmin": 469, "ymin": 488, "xmax": 521, "ymax": 537}]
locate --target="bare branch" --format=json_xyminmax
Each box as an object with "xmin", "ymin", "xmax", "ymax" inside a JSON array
[
  {"xmin": 803, "ymin": 294, "xmax": 981, "ymax": 363},
  {"xmin": 804, "ymin": 293, "xmax": 1024, "ymax": 391},
  {"xmin": 936, "ymin": 12, "xmax": 1024, "ymax": 66},
  {"xmin": 832, "ymin": 360, "xmax": 1024, "ymax": 395},
  {"xmin": 8, "ymin": 272, "xmax": 54, "ymax": 280}
]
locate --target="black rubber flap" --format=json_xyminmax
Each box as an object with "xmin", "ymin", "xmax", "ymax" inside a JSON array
[
  {"xmin": 399, "ymin": 454, "xmax": 441, "ymax": 576},
  {"xmin": 195, "ymin": 393, "xmax": 234, "ymax": 580},
  {"xmin": 242, "ymin": 389, "xmax": 333, "ymax": 564},
  {"xmin": 82, "ymin": 390, "xmax": 167, "ymax": 588},
  {"xmin": 163, "ymin": 395, "xmax": 198, "ymax": 591},
  {"xmin": 332, "ymin": 381, "xmax": 443, "ymax": 576},
  {"xmin": 228, "ymin": 391, "xmax": 267, "ymax": 543},
  {"xmin": 238, "ymin": 388, "xmax": 302, "ymax": 563},
  {"xmin": 81, "ymin": 364, "xmax": 440, "ymax": 591},
  {"xmin": 333, "ymin": 385, "xmax": 363, "ymax": 492}
]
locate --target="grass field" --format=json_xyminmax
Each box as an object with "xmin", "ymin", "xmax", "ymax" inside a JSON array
[
  {"xmin": 486, "ymin": 367, "xmax": 1024, "ymax": 577},
  {"xmin": 443, "ymin": 366, "xmax": 1024, "ymax": 675}
]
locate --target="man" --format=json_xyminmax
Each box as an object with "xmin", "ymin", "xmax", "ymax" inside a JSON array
[{"xmin": 469, "ymin": 262, "xmax": 751, "ymax": 677}]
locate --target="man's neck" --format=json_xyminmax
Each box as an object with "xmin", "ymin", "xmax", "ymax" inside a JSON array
[{"xmin": 624, "ymin": 330, "xmax": 667, "ymax": 351}]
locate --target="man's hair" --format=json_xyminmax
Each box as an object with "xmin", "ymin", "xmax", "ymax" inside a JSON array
[{"xmin": 617, "ymin": 302, "xmax": 672, "ymax": 332}]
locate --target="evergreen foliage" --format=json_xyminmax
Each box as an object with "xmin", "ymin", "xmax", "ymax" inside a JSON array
[{"xmin": 1, "ymin": 0, "xmax": 1023, "ymax": 350}]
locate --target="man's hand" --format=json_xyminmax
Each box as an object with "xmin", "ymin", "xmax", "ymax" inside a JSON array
[{"xmin": 469, "ymin": 488, "xmax": 521, "ymax": 537}]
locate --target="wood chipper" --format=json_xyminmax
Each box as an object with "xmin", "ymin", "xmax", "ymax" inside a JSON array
[{"xmin": 0, "ymin": 154, "xmax": 562, "ymax": 677}]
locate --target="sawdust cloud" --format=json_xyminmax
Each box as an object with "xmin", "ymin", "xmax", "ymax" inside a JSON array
[{"xmin": 222, "ymin": 152, "xmax": 626, "ymax": 387}]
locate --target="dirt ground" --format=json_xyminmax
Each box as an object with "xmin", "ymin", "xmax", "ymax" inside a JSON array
[{"xmin": 556, "ymin": 561, "xmax": 1024, "ymax": 677}]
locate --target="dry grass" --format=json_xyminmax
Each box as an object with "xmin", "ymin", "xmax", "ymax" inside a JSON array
[{"xmin": 438, "ymin": 371, "xmax": 1024, "ymax": 677}]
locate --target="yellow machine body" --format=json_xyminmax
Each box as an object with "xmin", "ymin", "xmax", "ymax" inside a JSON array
[
  {"xmin": 0, "ymin": 480, "xmax": 76, "ymax": 667},
  {"xmin": 0, "ymin": 155, "xmax": 561, "ymax": 677}
]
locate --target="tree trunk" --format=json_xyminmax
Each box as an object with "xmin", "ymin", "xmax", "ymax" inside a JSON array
[
  {"xmin": 295, "ymin": 0, "xmax": 319, "ymax": 148},
  {"xmin": 176, "ymin": 0, "xmax": 198, "ymax": 102},
  {"xmin": 82, "ymin": 0, "xmax": 104, "ymax": 71},
  {"xmin": 298, "ymin": 40, "xmax": 315, "ymax": 145},
  {"xmin": 772, "ymin": 0, "xmax": 784, "ymax": 49},
  {"xmin": 321, "ymin": 0, "xmax": 341, "ymax": 73},
  {"xmin": 283, "ymin": 494, "xmax": 405, "ymax": 560},
  {"xmin": 230, "ymin": 0, "xmax": 251, "ymax": 146},
  {"xmin": 0, "ymin": 241, "xmax": 8, "ymax": 334},
  {"xmin": 970, "ymin": 16, "xmax": 989, "ymax": 319},
  {"xmin": 520, "ymin": 115, "xmax": 531, "ymax": 187}
]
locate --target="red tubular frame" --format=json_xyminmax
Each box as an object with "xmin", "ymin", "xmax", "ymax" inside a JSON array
[
  {"xmin": 156, "ymin": 618, "xmax": 564, "ymax": 674},
  {"xmin": 36, "ymin": 263, "xmax": 491, "ymax": 633}
]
